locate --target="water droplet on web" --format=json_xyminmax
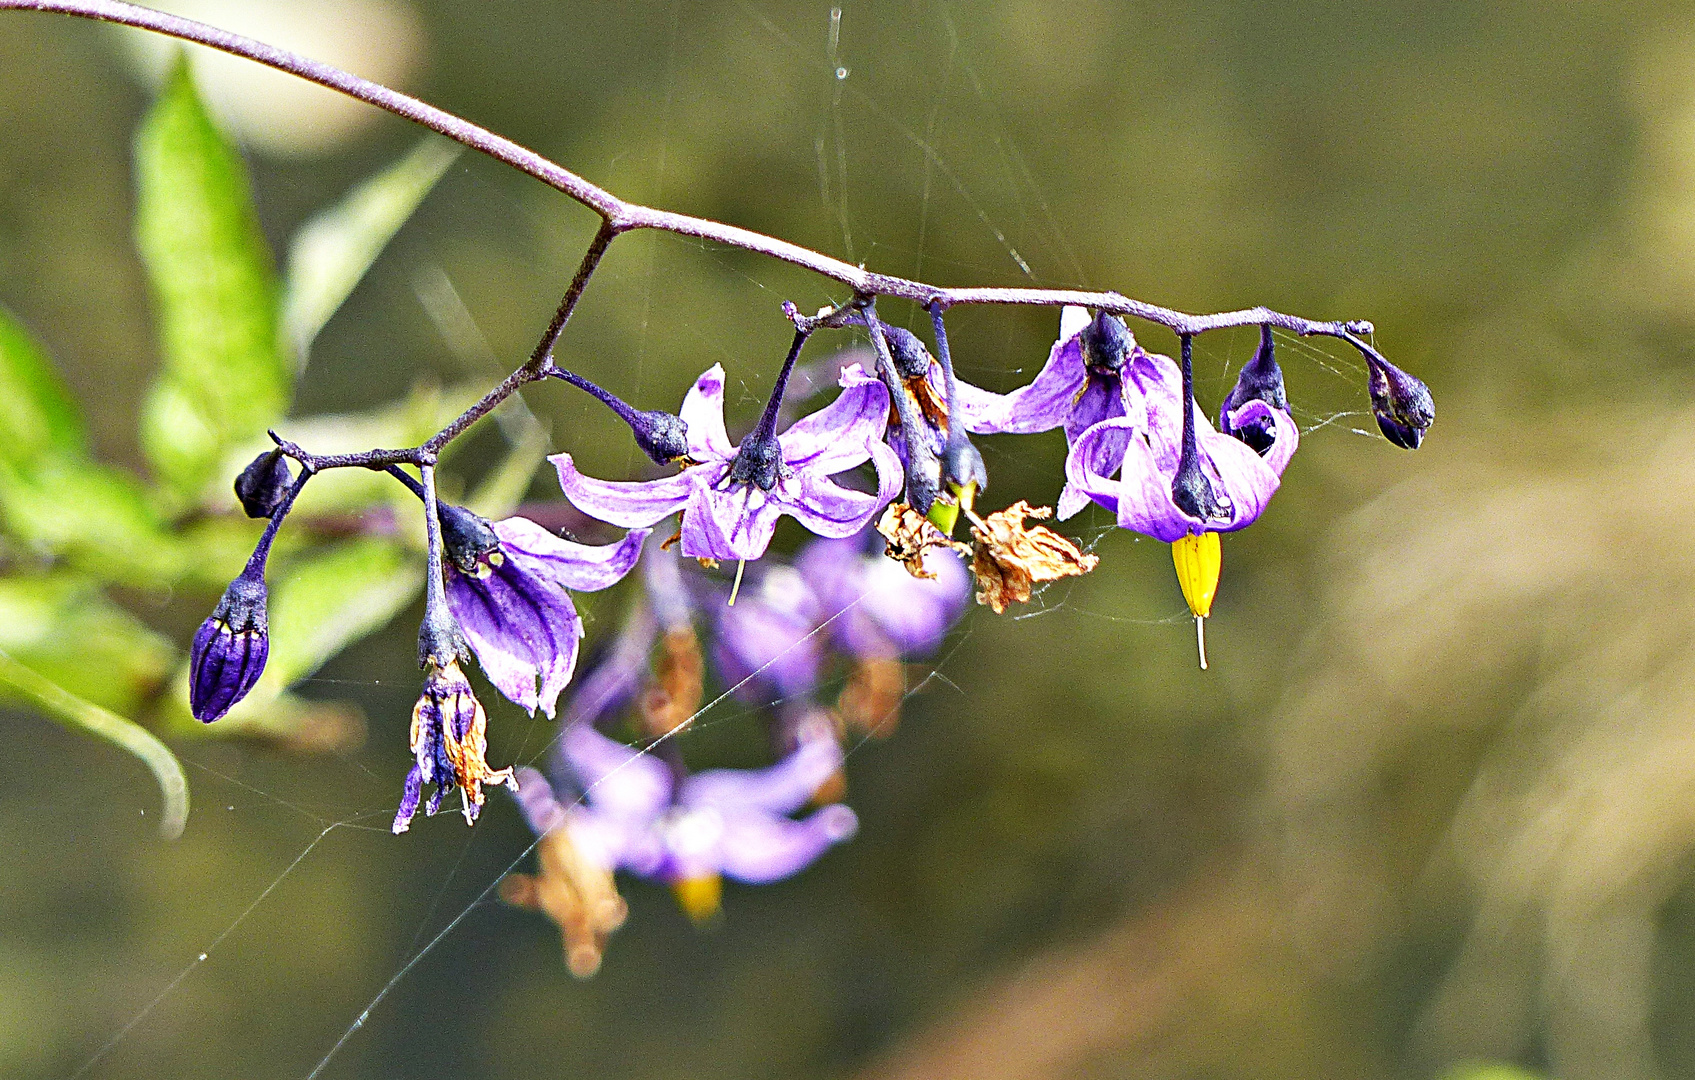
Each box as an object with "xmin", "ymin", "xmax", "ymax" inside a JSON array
[
  {"xmin": 835, "ymin": 67, "xmax": 849, "ymax": 80},
  {"xmin": 198, "ymin": 953, "xmax": 208, "ymax": 961}
]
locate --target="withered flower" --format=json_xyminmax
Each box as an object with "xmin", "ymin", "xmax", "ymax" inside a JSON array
[
  {"xmin": 504, "ymin": 776, "xmax": 628, "ymax": 978},
  {"xmin": 965, "ymin": 501, "xmax": 1099, "ymax": 614}
]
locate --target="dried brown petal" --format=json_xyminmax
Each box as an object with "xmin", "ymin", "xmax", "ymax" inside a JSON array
[
  {"xmin": 876, "ymin": 503, "xmax": 970, "ymax": 579},
  {"xmin": 639, "ymin": 627, "xmax": 705, "ymax": 738},
  {"xmin": 905, "ymin": 373, "xmax": 950, "ymax": 430},
  {"xmin": 966, "ymin": 500, "xmax": 1099, "ymax": 614},
  {"xmin": 499, "ymin": 826, "xmax": 627, "ymax": 978},
  {"xmin": 837, "ymin": 656, "xmax": 907, "ymax": 737}
]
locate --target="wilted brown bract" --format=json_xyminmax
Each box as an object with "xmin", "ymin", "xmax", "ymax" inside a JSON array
[
  {"xmin": 499, "ymin": 827, "xmax": 628, "ymax": 979},
  {"xmin": 877, "ymin": 503, "xmax": 970, "ymax": 579},
  {"xmin": 639, "ymin": 627, "xmax": 704, "ymax": 738},
  {"xmin": 967, "ymin": 502, "xmax": 1098, "ymax": 614}
]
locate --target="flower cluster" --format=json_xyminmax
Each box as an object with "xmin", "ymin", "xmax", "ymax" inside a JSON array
[{"xmin": 186, "ymin": 292, "xmax": 1429, "ymax": 972}]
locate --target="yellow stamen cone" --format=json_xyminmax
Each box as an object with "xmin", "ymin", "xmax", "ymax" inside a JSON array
[
  {"xmin": 925, "ymin": 480, "xmax": 977, "ymax": 537},
  {"xmin": 1171, "ymin": 532, "xmax": 1221, "ymax": 670},
  {"xmin": 672, "ymin": 874, "xmax": 723, "ymax": 923}
]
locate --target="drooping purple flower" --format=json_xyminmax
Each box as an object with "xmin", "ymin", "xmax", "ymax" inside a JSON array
[
  {"xmin": 713, "ymin": 562, "xmax": 824, "ymax": 701},
  {"xmin": 552, "ymin": 363, "xmax": 902, "ymax": 562},
  {"xmin": 516, "ymin": 722, "xmax": 857, "ymax": 921},
  {"xmin": 1217, "ymin": 325, "xmax": 1288, "ymax": 455},
  {"xmin": 795, "ymin": 527, "xmax": 969, "ymax": 661},
  {"xmin": 1063, "ymin": 344, "xmax": 1297, "ymax": 541},
  {"xmin": 439, "ymin": 504, "xmax": 648, "ymax": 719}
]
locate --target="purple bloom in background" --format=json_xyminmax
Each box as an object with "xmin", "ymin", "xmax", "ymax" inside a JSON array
[
  {"xmin": 714, "ymin": 562, "xmax": 824, "ymax": 701},
  {"xmin": 796, "ymin": 528, "xmax": 969, "ymax": 661},
  {"xmin": 1064, "ymin": 347, "xmax": 1298, "ymax": 540},
  {"xmin": 439, "ymin": 506, "xmax": 648, "ymax": 719},
  {"xmin": 551, "ymin": 363, "xmax": 902, "ymax": 562},
  {"xmin": 515, "ymin": 722, "xmax": 857, "ymax": 921}
]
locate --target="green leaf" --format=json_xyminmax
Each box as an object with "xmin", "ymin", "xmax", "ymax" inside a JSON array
[
  {"xmin": 134, "ymin": 56, "xmax": 286, "ymax": 501},
  {"xmin": 282, "ymin": 137, "xmax": 460, "ymax": 361},
  {"xmin": 260, "ymin": 537, "xmax": 419, "ymax": 692},
  {"xmin": 0, "ymin": 458, "xmax": 184, "ymax": 589},
  {"xmin": 0, "ymin": 575, "xmax": 176, "ymax": 716},
  {"xmin": 0, "ymin": 645, "xmax": 188, "ymax": 839},
  {"xmin": 0, "ymin": 305, "xmax": 84, "ymax": 467}
]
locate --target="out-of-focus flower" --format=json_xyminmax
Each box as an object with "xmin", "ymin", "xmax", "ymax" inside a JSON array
[
  {"xmin": 521, "ymin": 722, "xmax": 856, "ymax": 924},
  {"xmin": 437, "ymin": 501, "xmax": 648, "ymax": 718},
  {"xmin": 552, "ymin": 363, "xmax": 902, "ymax": 562},
  {"xmin": 504, "ymin": 779, "xmax": 628, "ymax": 978},
  {"xmin": 391, "ymin": 652, "xmax": 516, "ymax": 832},
  {"xmin": 714, "ymin": 563, "xmax": 824, "ymax": 701},
  {"xmin": 966, "ymin": 500, "xmax": 1100, "ymax": 615}
]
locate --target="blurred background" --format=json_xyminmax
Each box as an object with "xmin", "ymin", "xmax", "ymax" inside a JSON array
[{"xmin": 2, "ymin": 0, "xmax": 1691, "ymax": 1077}]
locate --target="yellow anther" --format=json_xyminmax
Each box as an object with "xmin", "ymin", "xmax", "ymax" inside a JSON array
[
  {"xmin": 671, "ymin": 874, "xmax": 723, "ymax": 923},
  {"xmin": 925, "ymin": 481, "xmax": 976, "ymax": 538},
  {"xmin": 1170, "ymin": 532, "xmax": 1220, "ymax": 618}
]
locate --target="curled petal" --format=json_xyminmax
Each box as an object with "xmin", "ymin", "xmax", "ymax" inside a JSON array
[
  {"xmin": 779, "ymin": 365, "xmax": 890, "ymax": 474},
  {"xmin": 1224, "ymin": 399, "xmax": 1299, "ymax": 477},
  {"xmin": 715, "ymin": 804, "xmax": 859, "ymax": 883},
  {"xmin": 1061, "ymin": 418, "xmax": 1135, "ymax": 520},
  {"xmin": 446, "ymin": 554, "xmax": 583, "ymax": 717},
  {"xmin": 551, "ymin": 453, "xmax": 697, "ymax": 528},
  {"xmin": 981, "ymin": 332, "xmax": 1086, "ymax": 435},
  {"xmin": 780, "ymin": 471, "xmax": 887, "ymax": 539},
  {"xmin": 679, "ymin": 363, "xmax": 735, "ymax": 460},
  {"xmin": 494, "ymin": 517, "xmax": 649, "ymax": 593},
  {"xmin": 680, "ymin": 737, "xmax": 843, "ymax": 816}
]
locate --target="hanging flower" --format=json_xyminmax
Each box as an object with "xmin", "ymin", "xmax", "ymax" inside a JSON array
[
  {"xmin": 391, "ymin": 654, "xmax": 517, "ymax": 832},
  {"xmin": 437, "ymin": 502, "xmax": 648, "ymax": 719},
  {"xmin": 518, "ymin": 722, "xmax": 857, "ymax": 925},
  {"xmin": 964, "ymin": 307, "xmax": 1144, "ymax": 443},
  {"xmin": 1064, "ymin": 334, "xmax": 1298, "ymax": 665},
  {"xmin": 552, "ymin": 363, "xmax": 902, "ymax": 562}
]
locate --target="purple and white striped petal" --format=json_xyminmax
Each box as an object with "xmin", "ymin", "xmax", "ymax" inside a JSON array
[
  {"xmin": 551, "ymin": 454, "xmax": 697, "ymax": 528},
  {"xmin": 494, "ymin": 517, "xmax": 648, "ymax": 593},
  {"xmin": 679, "ymin": 363, "xmax": 736, "ymax": 461}
]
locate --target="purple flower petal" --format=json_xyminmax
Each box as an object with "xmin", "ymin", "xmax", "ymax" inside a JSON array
[
  {"xmin": 446, "ymin": 552, "xmax": 583, "ymax": 717},
  {"xmin": 679, "ymin": 363, "xmax": 736, "ymax": 461},
  {"xmin": 713, "ymin": 564, "xmax": 822, "ymax": 698},
  {"xmin": 551, "ymin": 453, "xmax": 697, "ymax": 527},
  {"xmin": 779, "ymin": 364, "xmax": 889, "ymax": 474},
  {"xmin": 986, "ymin": 328, "xmax": 1087, "ymax": 435},
  {"xmin": 797, "ymin": 531, "xmax": 968, "ymax": 657},
  {"xmin": 681, "ymin": 480, "xmax": 784, "ymax": 561},
  {"xmin": 779, "ymin": 470, "xmax": 887, "ymax": 539},
  {"xmin": 1060, "ymin": 418, "xmax": 1133, "ymax": 520},
  {"xmin": 560, "ymin": 721, "xmax": 673, "ymax": 821},
  {"xmin": 680, "ymin": 736, "xmax": 842, "ymax": 816},
  {"xmin": 714, "ymin": 804, "xmax": 858, "ymax": 883},
  {"xmin": 494, "ymin": 517, "xmax": 649, "ymax": 593},
  {"xmin": 512, "ymin": 765, "xmax": 569, "ymax": 834},
  {"xmin": 1225, "ymin": 399, "xmax": 1299, "ymax": 475}
]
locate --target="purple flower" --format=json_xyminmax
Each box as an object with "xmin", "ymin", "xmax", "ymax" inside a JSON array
[
  {"xmin": 516, "ymin": 722, "xmax": 857, "ymax": 921},
  {"xmin": 551, "ymin": 363, "xmax": 902, "ymax": 562},
  {"xmin": 392, "ymin": 655, "xmax": 517, "ymax": 832},
  {"xmin": 1063, "ymin": 346, "xmax": 1297, "ymax": 541},
  {"xmin": 440, "ymin": 508, "xmax": 648, "ymax": 719},
  {"xmin": 796, "ymin": 528, "xmax": 969, "ymax": 661},
  {"xmin": 713, "ymin": 562, "xmax": 824, "ymax": 701}
]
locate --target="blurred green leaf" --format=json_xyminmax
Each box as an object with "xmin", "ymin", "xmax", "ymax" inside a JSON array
[
  {"xmin": 283, "ymin": 137, "xmax": 460, "ymax": 362},
  {"xmin": 134, "ymin": 56, "xmax": 286, "ymax": 502},
  {"xmin": 1438, "ymin": 1064, "xmax": 1546, "ymax": 1080},
  {"xmin": 0, "ymin": 645, "xmax": 187, "ymax": 839},
  {"xmin": 0, "ymin": 305, "xmax": 84, "ymax": 467},
  {"xmin": 261, "ymin": 537, "xmax": 419, "ymax": 692},
  {"xmin": 0, "ymin": 458, "xmax": 184, "ymax": 589},
  {"xmin": 465, "ymin": 414, "xmax": 551, "ymax": 519},
  {"xmin": 0, "ymin": 574, "xmax": 175, "ymax": 716}
]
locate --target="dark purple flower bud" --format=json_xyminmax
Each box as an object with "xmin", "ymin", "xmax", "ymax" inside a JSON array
[
  {"xmin": 942, "ymin": 437, "xmax": 987, "ymax": 494},
  {"xmin": 1218, "ymin": 326, "xmax": 1288, "ymax": 456},
  {"xmin": 189, "ymin": 566, "xmax": 269, "ymax": 722},
  {"xmin": 1366, "ymin": 355, "xmax": 1434, "ymax": 450},
  {"xmin": 233, "ymin": 450, "xmax": 293, "ymax": 519},
  {"xmin": 1079, "ymin": 311, "xmax": 1133, "ymax": 376},
  {"xmin": 437, "ymin": 500, "xmax": 500, "ymax": 574}
]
